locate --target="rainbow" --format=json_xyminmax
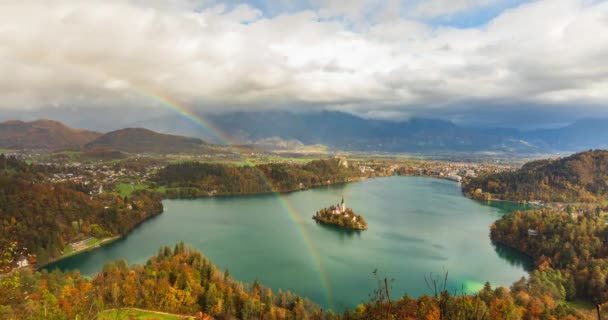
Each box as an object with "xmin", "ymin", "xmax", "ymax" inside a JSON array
[{"xmin": 136, "ymin": 91, "xmax": 335, "ymax": 309}]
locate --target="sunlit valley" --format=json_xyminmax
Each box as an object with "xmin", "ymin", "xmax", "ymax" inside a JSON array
[{"xmin": 2, "ymin": 1, "xmax": 608, "ymax": 319}]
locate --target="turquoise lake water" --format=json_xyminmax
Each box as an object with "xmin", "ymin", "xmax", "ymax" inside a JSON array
[{"xmin": 45, "ymin": 176, "xmax": 532, "ymax": 311}]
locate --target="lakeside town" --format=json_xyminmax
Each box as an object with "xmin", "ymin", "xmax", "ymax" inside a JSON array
[{"xmin": 2, "ymin": 149, "xmax": 517, "ymax": 199}]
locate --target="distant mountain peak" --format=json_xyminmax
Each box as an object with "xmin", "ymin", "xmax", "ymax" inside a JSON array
[
  {"xmin": 1, "ymin": 120, "xmax": 25, "ymax": 125},
  {"xmin": 85, "ymin": 127, "xmax": 207, "ymax": 153},
  {"xmin": 0, "ymin": 119, "xmax": 101, "ymax": 150}
]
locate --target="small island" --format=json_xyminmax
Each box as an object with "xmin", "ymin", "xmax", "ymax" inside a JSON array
[{"xmin": 313, "ymin": 196, "xmax": 368, "ymax": 230}]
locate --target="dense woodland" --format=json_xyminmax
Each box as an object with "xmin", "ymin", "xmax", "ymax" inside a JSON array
[
  {"xmin": 465, "ymin": 150, "xmax": 608, "ymax": 312},
  {"xmin": 0, "ymin": 244, "xmax": 593, "ymax": 320},
  {"xmin": 0, "ymin": 244, "xmax": 325, "ymax": 320},
  {"xmin": 345, "ymin": 270, "xmax": 592, "ymax": 320},
  {"xmin": 0, "ymin": 155, "xmax": 163, "ymax": 269},
  {"xmin": 492, "ymin": 209, "xmax": 608, "ymax": 304},
  {"xmin": 154, "ymin": 159, "xmax": 364, "ymax": 198},
  {"xmin": 464, "ymin": 150, "xmax": 608, "ymax": 202}
]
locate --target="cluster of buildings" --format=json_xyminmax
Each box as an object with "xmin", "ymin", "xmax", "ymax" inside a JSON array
[
  {"xmin": 326, "ymin": 197, "xmax": 359, "ymax": 223},
  {"xmin": 42, "ymin": 161, "xmax": 162, "ymax": 196},
  {"xmin": 397, "ymin": 161, "xmax": 513, "ymax": 182}
]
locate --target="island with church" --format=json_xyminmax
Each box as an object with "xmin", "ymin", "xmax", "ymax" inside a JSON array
[{"xmin": 313, "ymin": 196, "xmax": 368, "ymax": 231}]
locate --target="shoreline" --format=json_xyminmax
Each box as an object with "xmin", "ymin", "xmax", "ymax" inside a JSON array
[
  {"xmin": 33, "ymin": 177, "xmax": 378, "ymax": 270},
  {"xmin": 36, "ymin": 175, "xmax": 510, "ymax": 273},
  {"xmin": 37, "ymin": 208, "xmax": 164, "ymax": 270},
  {"xmin": 36, "ymin": 175, "xmax": 464, "ymax": 269},
  {"xmin": 159, "ymin": 173, "xmax": 466, "ymax": 201},
  {"xmin": 34, "ymin": 178, "xmax": 377, "ymax": 270},
  {"xmin": 158, "ymin": 176, "xmax": 374, "ymax": 200},
  {"xmin": 490, "ymin": 238, "xmax": 536, "ymax": 265},
  {"xmin": 312, "ymin": 217, "xmax": 368, "ymax": 231},
  {"xmin": 37, "ymin": 236, "xmax": 121, "ymax": 271},
  {"xmin": 24, "ymin": 174, "xmax": 545, "ymax": 313},
  {"xmin": 462, "ymin": 191, "xmax": 543, "ymax": 206}
]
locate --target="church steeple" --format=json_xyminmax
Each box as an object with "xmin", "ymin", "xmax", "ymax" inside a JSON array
[{"xmin": 340, "ymin": 195, "xmax": 346, "ymax": 213}]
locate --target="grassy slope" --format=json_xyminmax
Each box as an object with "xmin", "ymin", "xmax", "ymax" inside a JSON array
[
  {"xmin": 115, "ymin": 182, "xmax": 149, "ymax": 196},
  {"xmin": 98, "ymin": 308, "xmax": 190, "ymax": 320}
]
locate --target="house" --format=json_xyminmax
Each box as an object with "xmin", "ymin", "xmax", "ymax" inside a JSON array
[
  {"xmin": 528, "ymin": 229, "xmax": 539, "ymax": 236},
  {"xmin": 16, "ymin": 257, "xmax": 29, "ymax": 268}
]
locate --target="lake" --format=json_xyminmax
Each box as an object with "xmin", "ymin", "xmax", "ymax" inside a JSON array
[{"xmin": 45, "ymin": 176, "xmax": 532, "ymax": 311}]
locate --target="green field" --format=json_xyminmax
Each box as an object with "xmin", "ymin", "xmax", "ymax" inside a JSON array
[
  {"xmin": 98, "ymin": 308, "xmax": 189, "ymax": 320},
  {"xmin": 52, "ymin": 150, "xmax": 83, "ymax": 160},
  {"xmin": 85, "ymin": 237, "xmax": 100, "ymax": 246},
  {"xmin": 62, "ymin": 237, "xmax": 100, "ymax": 257},
  {"xmin": 152, "ymin": 186, "xmax": 167, "ymax": 194},
  {"xmin": 116, "ymin": 182, "xmax": 149, "ymax": 196},
  {"xmin": 62, "ymin": 245, "xmax": 73, "ymax": 255}
]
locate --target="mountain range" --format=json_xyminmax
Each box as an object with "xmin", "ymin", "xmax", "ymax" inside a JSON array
[
  {"xmin": 0, "ymin": 119, "xmax": 101, "ymax": 150},
  {"xmin": 84, "ymin": 128, "xmax": 207, "ymax": 154},
  {"xmin": 1, "ymin": 111, "xmax": 607, "ymax": 154},
  {"xmin": 130, "ymin": 111, "xmax": 608, "ymax": 153},
  {"xmin": 0, "ymin": 120, "xmax": 208, "ymax": 153}
]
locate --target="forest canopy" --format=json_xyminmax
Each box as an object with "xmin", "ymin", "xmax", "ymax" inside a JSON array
[
  {"xmin": 0, "ymin": 243, "xmax": 593, "ymax": 320},
  {"xmin": 464, "ymin": 150, "xmax": 608, "ymax": 202},
  {"xmin": 492, "ymin": 209, "xmax": 608, "ymax": 303},
  {"xmin": 154, "ymin": 159, "xmax": 364, "ymax": 198},
  {"xmin": 0, "ymin": 155, "xmax": 163, "ymax": 269}
]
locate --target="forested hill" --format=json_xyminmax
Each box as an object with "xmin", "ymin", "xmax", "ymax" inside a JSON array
[
  {"xmin": 1, "ymin": 243, "xmax": 592, "ymax": 319},
  {"xmin": 0, "ymin": 118, "xmax": 211, "ymax": 153},
  {"xmin": 154, "ymin": 158, "xmax": 365, "ymax": 198},
  {"xmin": 0, "ymin": 155, "xmax": 163, "ymax": 269},
  {"xmin": 0, "ymin": 119, "xmax": 101, "ymax": 150},
  {"xmin": 464, "ymin": 150, "xmax": 608, "ymax": 202},
  {"xmin": 491, "ymin": 209, "xmax": 608, "ymax": 304},
  {"xmin": 84, "ymin": 128, "xmax": 208, "ymax": 154},
  {"xmin": 1, "ymin": 244, "xmax": 325, "ymax": 319}
]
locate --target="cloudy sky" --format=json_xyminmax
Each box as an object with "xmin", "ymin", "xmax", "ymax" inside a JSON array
[{"xmin": 1, "ymin": 0, "xmax": 607, "ymax": 128}]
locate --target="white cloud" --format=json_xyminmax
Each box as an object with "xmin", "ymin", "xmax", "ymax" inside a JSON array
[
  {"xmin": 0, "ymin": 0, "xmax": 607, "ymax": 121},
  {"xmin": 104, "ymin": 79, "xmax": 131, "ymax": 90},
  {"xmin": 410, "ymin": 0, "xmax": 496, "ymax": 18}
]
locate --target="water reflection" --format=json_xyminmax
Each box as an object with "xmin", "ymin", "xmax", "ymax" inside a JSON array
[
  {"xmin": 315, "ymin": 222, "xmax": 362, "ymax": 239},
  {"xmin": 492, "ymin": 241, "xmax": 534, "ymax": 272},
  {"xmin": 476, "ymin": 200, "xmax": 533, "ymax": 214}
]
